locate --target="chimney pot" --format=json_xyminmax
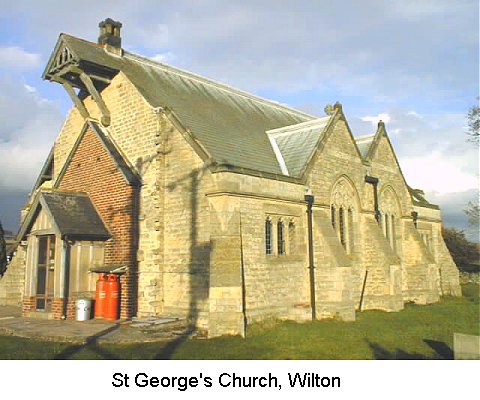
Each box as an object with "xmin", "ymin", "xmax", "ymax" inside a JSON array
[{"xmin": 98, "ymin": 18, "xmax": 123, "ymax": 55}]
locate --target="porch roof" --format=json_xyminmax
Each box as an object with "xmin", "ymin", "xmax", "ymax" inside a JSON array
[
  {"xmin": 43, "ymin": 192, "xmax": 111, "ymax": 239},
  {"xmin": 18, "ymin": 191, "xmax": 111, "ymax": 241}
]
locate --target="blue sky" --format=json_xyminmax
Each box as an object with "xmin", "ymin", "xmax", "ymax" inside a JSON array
[{"xmin": 0, "ymin": 0, "xmax": 478, "ymax": 240}]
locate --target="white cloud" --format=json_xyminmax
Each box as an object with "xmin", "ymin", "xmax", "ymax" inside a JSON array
[
  {"xmin": 0, "ymin": 46, "xmax": 41, "ymax": 69},
  {"xmin": 0, "ymin": 80, "xmax": 63, "ymax": 190},
  {"xmin": 401, "ymin": 152, "xmax": 478, "ymax": 194},
  {"xmin": 350, "ymin": 107, "xmax": 479, "ymax": 229},
  {"xmin": 361, "ymin": 113, "xmax": 391, "ymax": 126},
  {"xmin": 23, "ymin": 84, "xmax": 36, "ymax": 93},
  {"xmin": 150, "ymin": 51, "xmax": 176, "ymax": 64}
]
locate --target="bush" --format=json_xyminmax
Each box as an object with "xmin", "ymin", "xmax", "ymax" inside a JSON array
[{"xmin": 442, "ymin": 227, "xmax": 479, "ymax": 271}]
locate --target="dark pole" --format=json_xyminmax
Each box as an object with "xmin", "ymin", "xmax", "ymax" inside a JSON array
[
  {"xmin": 305, "ymin": 194, "xmax": 316, "ymax": 321},
  {"xmin": 411, "ymin": 211, "xmax": 418, "ymax": 228},
  {"xmin": 365, "ymin": 176, "xmax": 380, "ymax": 223},
  {"xmin": 239, "ymin": 213, "xmax": 247, "ymax": 337},
  {"xmin": 62, "ymin": 236, "xmax": 70, "ymax": 320}
]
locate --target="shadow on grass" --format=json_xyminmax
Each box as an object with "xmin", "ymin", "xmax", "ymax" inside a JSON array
[
  {"xmin": 367, "ymin": 339, "xmax": 453, "ymax": 360},
  {"xmin": 461, "ymin": 283, "xmax": 479, "ymax": 303},
  {"xmin": 54, "ymin": 324, "xmax": 120, "ymax": 360},
  {"xmin": 153, "ymin": 325, "xmax": 196, "ymax": 360},
  {"xmin": 423, "ymin": 339, "xmax": 453, "ymax": 359}
]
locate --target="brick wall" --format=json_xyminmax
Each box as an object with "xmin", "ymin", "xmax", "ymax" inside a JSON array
[
  {"xmin": 51, "ymin": 73, "xmax": 160, "ymax": 318},
  {"xmin": 51, "ymin": 297, "xmax": 77, "ymax": 319},
  {"xmin": 57, "ymin": 128, "xmax": 137, "ymax": 319},
  {"xmin": 22, "ymin": 296, "xmax": 36, "ymax": 315}
]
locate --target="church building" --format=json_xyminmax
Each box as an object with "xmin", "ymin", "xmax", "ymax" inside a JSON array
[{"xmin": 0, "ymin": 19, "xmax": 461, "ymax": 337}]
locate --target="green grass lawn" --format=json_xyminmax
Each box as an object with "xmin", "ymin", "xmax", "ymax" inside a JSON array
[{"xmin": 1, "ymin": 284, "xmax": 478, "ymax": 360}]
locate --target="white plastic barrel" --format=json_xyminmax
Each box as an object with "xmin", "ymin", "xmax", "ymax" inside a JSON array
[{"xmin": 76, "ymin": 298, "xmax": 92, "ymax": 321}]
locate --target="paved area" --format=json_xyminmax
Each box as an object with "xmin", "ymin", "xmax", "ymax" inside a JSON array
[
  {"xmin": 0, "ymin": 305, "xmax": 22, "ymax": 319},
  {"xmin": 0, "ymin": 306, "xmax": 191, "ymax": 344}
]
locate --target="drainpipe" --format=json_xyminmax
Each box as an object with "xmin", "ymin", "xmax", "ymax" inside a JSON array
[
  {"xmin": 411, "ymin": 211, "xmax": 418, "ymax": 228},
  {"xmin": 61, "ymin": 236, "xmax": 70, "ymax": 320},
  {"xmin": 365, "ymin": 176, "xmax": 380, "ymax": 223},
  {"xmin": 239, "ymin": 212, "xmax": 247, "ymax": 337},
  {"xmin": 304, "ymin": 193, "xmax": 316, "ymax": 320}
]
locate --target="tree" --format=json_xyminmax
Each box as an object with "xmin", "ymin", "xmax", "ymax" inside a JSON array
[
  {"xmin": 466, "ymin": 101, "xmax": 479, "ymax": 143},
  {"xmin": 0, "ymin": 220, "xmax": 7, "ymax": 277},
  {"xmin": 464, "ymin": 102, "xmax": 479, "ymax": 231},
  {"xmin": 442, "ymin": 226, "xmax": 479, "ymax": 272},
  {"xmin": 465, "ymin": 201, "xmax": 479, "ymax": 227}
]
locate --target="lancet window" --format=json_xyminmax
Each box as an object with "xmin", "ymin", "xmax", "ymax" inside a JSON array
[{"xmin": 330, "ymin": 177, "xmax": 358, "ymax": 254}]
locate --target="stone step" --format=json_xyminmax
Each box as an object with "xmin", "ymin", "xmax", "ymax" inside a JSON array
[{"xmin": 128, "ymin": 316, "xmax": 189, "ymax": 332}]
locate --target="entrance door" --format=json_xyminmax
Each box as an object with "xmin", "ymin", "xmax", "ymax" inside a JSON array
[{"xmin": 36, "ymin": 235, "xmax": 56, "ymax": 311}]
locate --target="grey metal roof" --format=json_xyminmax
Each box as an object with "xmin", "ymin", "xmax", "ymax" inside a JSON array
[
  {"xmin": 56, "ymin": 35, "xmax": 319, "ymax": 175},
  {"xmin": 408, "ymin": 187, "xmax": 439, "ymax": 210},
  {"xmin": 41, "ymin": 191, "xmax": 110, "ymax": 239},
  {"xmin": 267, "ymin": 117, "xmax": 331, "ymax": 176},
  {"xmin": 355, "ymin": 134, "xmax": 375, "ymax": 159}
]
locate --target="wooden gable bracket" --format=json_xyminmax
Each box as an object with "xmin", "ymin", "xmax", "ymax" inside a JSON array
[
  {"xmin": 49, "ymin": 72, "xmax": 90, "ymax": 120},
  {"xmin": 62, "ymin": 80, "xmax": 90, "ymax": 119},
  {"xmin": 79, "ymin": 72, "xmax": 111, "ymax": 127}
]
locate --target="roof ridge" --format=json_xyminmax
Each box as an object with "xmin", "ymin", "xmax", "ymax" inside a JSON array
[
  {"xmin": 266, "ymin": 116, "xmax": 331, "ymax": 137},
  {"xmin": 61, "ymin": 33, "xmax": 103, "ymax": 49},
  {"xmin": 355, "ymin": 133, "xmax": 375, "ymax": 141},
  {"xmin": 122, "ymin": 50, "xmax": 317, "ymax": 120},
  {"xmin": 60, "ymin": 33, "xmax": 317, "ymax": 119}
]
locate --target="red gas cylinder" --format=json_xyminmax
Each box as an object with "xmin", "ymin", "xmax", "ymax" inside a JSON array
[
  {"xmin": 104, "ymin": 274, "xmax": 120, "ymax": 321},
  {"xmin": 94, "ymin": 273, "xmax": 108, "ymax": 318}
]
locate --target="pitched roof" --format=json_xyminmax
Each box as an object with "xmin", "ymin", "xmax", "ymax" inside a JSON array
[
  {"xmin": 31, "ymin": 147, "xmax": 54, "ymax": 193},
  {"xmin": 267, "ymin": 117, "xmax": 331, "ymax": 176},
  {"xmin": 46, "ymin": 34, "xmax": 320, "ymax": 176},
  {"xmin": 18, "ymin": 191, "xmax": 111, "ymax": 240},
  {"xmin": 354, "ymin": 134, "xmax": 375, "ymax": 159},
  {"xmin": 41, "ymin": 192, "xmax": 111, "ymax": 239},
  {"xmin": 408, "ymin": 187, "xmax": 440, "ymax": 210}
]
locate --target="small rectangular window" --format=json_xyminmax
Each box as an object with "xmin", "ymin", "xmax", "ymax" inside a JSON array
[
  {"xmin": 288, "ymin": 221, "xmax": 296, "ymax": 254},
  {"xmin": 265, "ymin": 219, "xmax": 272, "ymax": 255},
  {"xmin": 277, "ymin": 221, "xmax": 285, "ymax": 255}
]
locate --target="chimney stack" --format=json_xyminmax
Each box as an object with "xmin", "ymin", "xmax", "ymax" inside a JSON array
[{"xmin": 98, "ymin": 18, "xmax": 122, "ymax": 56}]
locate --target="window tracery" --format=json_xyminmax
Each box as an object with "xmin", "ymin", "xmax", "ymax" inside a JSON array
[
  {"xmin": 379, "ymin": 187, "xmax": 401, "ymax": 250},
  {"xmin": 330, "ymin": 177, "xmax": 358, "ymax": 254}
]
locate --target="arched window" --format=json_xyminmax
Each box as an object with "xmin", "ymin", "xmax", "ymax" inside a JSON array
[
  {"xmin": 265, "ymin": 218, "xmax": 272, "ymax": 255},
  {"xmin": 339, "ymin": 207, "xmax": 346, "ymax": 248},
  {"xmin": 277, "ymin": 220, "xmax": 285, "ymax": 255},
  {"xmin": 288, "ymin": 221, "xmax": 296, "ymax": 254},
  {"xmin": 330, "ymin": 177, "xmax": 359, "ymax": 255},
  {"xmin": 348, "ymin": 208, "xmax": 354, "ymax": 253},
  {"xmin": 390, "ymin": 215, "xmax": 396, "ymax": 250},
  {"xmin": 379, "ymin": 187, "xmax": 401, "ymax": 251},
  {"xmin": 385, "ymin": 213, "xmax": 390, "ymax": 243}
]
